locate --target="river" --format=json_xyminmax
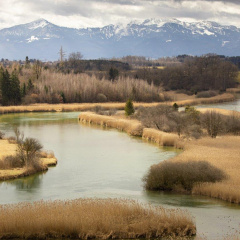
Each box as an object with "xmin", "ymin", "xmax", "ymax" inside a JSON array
[{"xmin": 0, "ymin": 99, "xmax": 239, "ymax": 240}]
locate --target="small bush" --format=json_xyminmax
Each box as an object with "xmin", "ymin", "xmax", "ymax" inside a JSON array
[
  {"xmin": 196, "ymin": 90, "xmax": 218, "ymax": 98},
  {"xmin": 201, "ymin": 111, "xmax": 224, "ymax": 138},
  {"xmin": 17, "ymin": 137, "xmax": 43, "ymax": 169},
  {"xmin": 7, "ymin": 136, "xmax": 17, "ymax": 144},
  {"xmin": 143, "ymin": 160, "xmax": 226, "ymax": 192},
  {"xmin": 224, "ymin": 113, "xmax": 240, "ymax": 135},
  {"xmin": 0, "ymin": 155, "xmax": 23, "ymax": 169},
  {"xmin": 96, "ymin": 93, "xmax": 107, "ymax": 102},
  {"xmin": 125, "ymin": 99, "xmax": 135, "ymax": 116}
]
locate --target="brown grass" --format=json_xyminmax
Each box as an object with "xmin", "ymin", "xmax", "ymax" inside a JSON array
[
  {"xmin": 173, "ymin": 93, "xmax": 235, "ymax": 107},
  {"xmin": 0, "ymin": 199, "xmax": 196, "ymax": 239},
  {"xmin": 0, "ymin": 139, "xmax": 17, "ymax": 159},
  {"xmin": 142, "ymin": 128, "xmax": 180, "ymax": 148},
  {"xmin": 0, "ymin": 92, "xmax": 235, "ymax": 115},
  {"xmin": 171, "ymin": 136, "xmax": 240, "ymax": 203},
  {"xmin": 0, "ymin": 140, "xmax": 57, "ymax": 181},
  {"xmin": 226, "ymin": 87, "xmax": 240, "ymax": 94},
  {"xmin": 198, "ymin": 108, "xmax": 240, "ymax": 117},
  {"xmin": 79, "ymin": 112, "xmax": 143, "ymax": 136}
]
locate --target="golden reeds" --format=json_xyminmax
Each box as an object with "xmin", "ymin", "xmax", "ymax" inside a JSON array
[
  {"xmin": 173, "ymin": 93, "xmax": 235, "ymax": 107},
  {"xmin": 198, "ymin": 108, "xmax": 240, "ymax": 117},
  {"xmin": 79, "ymin": 112, "xmax": 143, "ymax": 136},
  {"xmin": 142, "ymin": 128, "xmax": 180, "ymax": 147},
  {"xmin": 172, "ymin": 136, "xmax": 240, "ymax": 204},
  {"xmin": 0, "ymin": 199, "xmax": 196, "ymax": 239},
  {"xmin": 0, "ymin": 92, "xmax": 235, "ymax": 115}
]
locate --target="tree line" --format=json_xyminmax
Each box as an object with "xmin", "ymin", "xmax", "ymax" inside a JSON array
[
  {"xmin": 134, "ymin": 56, "xmax": 239, "ymax": 92},
  {"xmin": 0, "ymin": 68, "xmax": 21, "ymax": 105}
]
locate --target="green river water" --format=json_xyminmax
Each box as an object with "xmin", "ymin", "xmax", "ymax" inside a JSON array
[{"xmin": 0, "ymin": 100, "xmax": 240, "ymax": 239}]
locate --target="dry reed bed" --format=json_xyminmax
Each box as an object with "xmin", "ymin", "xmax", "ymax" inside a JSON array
[
  {"xmin": 226, "ymin": 88, "xmax": 240, "ymax": 94},
  {"xmin": 0, "ymin": 140, "xmax": 57, "ymax": 181},
  {"xmin": 142, "ymin": 128, "xmax": 181, "ymax": 148},
  {"xmin": 0, "ymin": 199, "xmax": 196, "ymax": 239},
  {"xmin": 174, "ymin": 93, "xmax": 235, "ymax": 107},
  {"xmin": 0, "ymin": 92, "xmax": 235, "ymax": 115},
  {"xmin": 198, "ymin": 108, "xmax": 240, "ymax": 117},
  {"xmin": 79, "ymin": 112, "xmax": 143, "ymax": 136},
  {"xmin": 79, "ymin": 113, "xmax": 181, "ymax": 148},
  {"xmin": 171, "ymin": 136, "xmax": 240, "ymax": 204}
]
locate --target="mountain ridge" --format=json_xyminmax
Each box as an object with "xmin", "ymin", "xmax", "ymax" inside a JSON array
[{"xmin": 0, "ymin": 18, "xmax": 240, "ymax": 60}]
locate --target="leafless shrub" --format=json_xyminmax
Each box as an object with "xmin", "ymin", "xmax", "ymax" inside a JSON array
[
  {"xmin": 224, "ymin": 112, "xmax": 240, "ymax": 135},
  {"xmin": 96, "ymin": 93, "xmax": 107, "ymax": 102},
  {"xmin": 196, "ymin": 90, "xmax": 218, "ymax": 98},
  {"xmin": 136, "ymin": 105, "xmax": 202, "ymax": 138},
  {"xmin": 201, "ymin": 111, "xmax": 224, "ymax": 138},
  {"xmin": 0, "ymin": 155, "xmax": 23, "ymax": 169},
  {"xmin": 17, "ymin": 137, "xmax": 43, "ymax": 168},
  {"xmin": 7, "ymin": 136, "xmax": 17, "ymax": 144},
  {"xmin": 143, "ymin": 161, "xmax": 227, "ymax": 192}
]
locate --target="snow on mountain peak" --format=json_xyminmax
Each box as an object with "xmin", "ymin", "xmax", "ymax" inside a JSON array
[{"xmin": 28, "ymin": 19, "xmax": 49, "ymax": 30}]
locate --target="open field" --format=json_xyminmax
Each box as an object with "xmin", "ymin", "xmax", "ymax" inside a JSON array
[
  {"xmin": 0, "ymin": 198, "xmax": 196, "ymax": 239},
  {"xmin": 0, "ymin": 139, "xmax": 57, "ymax": 181}
]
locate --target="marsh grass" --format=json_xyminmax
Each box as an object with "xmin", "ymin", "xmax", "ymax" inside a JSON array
[
  {"xmin": 0, "ymin": 92, "xmax": 235, "ymax": 115},
  {"xmin": 175, "ymin": 93, "xmax": 235, "ymax": 107},
  {"xmin": 0, "ymin": 199, "xmax": 196, "ymax": 239},
  {"xmin": 142, "ymin": 128, "xmax": 180, "ymax": 147},
  {"xmin": 173, "ymin": 136, "xmax": 240, "ymax": 203},
  {"xmin": 198, "ymin": 108, "xmax": 240, "ymax": 117},
  {"xmin": 79, "ymin": 112, "xmax": 143, "ymax": 136}
]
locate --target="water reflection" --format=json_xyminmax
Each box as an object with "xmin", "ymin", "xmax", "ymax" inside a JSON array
[
  {"xmin": 6, "ymin": 174, "xmax": 44, "ymax": 192},
  {"xmin": 143, "ymin": 190, "xmax": 224, "ymax": 208}
]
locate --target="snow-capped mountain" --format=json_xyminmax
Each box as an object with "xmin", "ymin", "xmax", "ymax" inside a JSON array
[{"xmin": 0, "ymin": 18, "xmax": 240, "ymax": 60}]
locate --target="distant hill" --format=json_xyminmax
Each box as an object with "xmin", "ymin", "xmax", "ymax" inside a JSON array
[{"xmin": 0, "ymin": 18, "xmax": 240, "ymax": 60}]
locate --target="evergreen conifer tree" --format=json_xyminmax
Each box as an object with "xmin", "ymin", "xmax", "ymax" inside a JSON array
[
  {"xmin": 10, "ymin": 70, "xmax": 21, "ymax": 105},
  {"xmin": 125, "ymin": 99, "xmax": 135, "ymax": 116},
  {"xmin": 0, "ymin": 69, "xmax": 11, "ymax": 105}
]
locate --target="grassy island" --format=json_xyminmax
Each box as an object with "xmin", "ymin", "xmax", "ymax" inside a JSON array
[{"xmin": 0, "ymin": 138, "xmax": 57, "ymax": 181}]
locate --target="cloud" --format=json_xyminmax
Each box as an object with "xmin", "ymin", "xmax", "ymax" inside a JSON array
[{"xmin": 0, "ymin": 0, "xmax": 240, "ymax": 30}]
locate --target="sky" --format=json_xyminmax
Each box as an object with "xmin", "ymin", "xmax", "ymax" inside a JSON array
[{"xmin": 0, "ymin": 0, "xmax": 240, "ymax": 30}]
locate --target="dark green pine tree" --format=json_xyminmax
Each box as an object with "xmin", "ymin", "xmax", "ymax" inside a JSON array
[
  {"xmin": 10, "ymin": 70, "xmax": 21, "ymax": 105},
  {"xmin": 21, "ymin": 82, "xmax": 26, "ymax": 97},
  {"xmin": 0, "ymin": 68, "xmax": 11, "ymax": 106},
  {"xmin": 125, "ymin": 99, "xmax": 135, "ymax": 116}
]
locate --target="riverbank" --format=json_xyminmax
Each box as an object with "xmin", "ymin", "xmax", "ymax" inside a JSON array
[
  {"xmin": 79, "ymin": 112, "xmax": 240, "ymax": 204},
  {"xmin": 0, "ymin": 199, "xmax": 196, "ymax": 239},
  {"xmin": 0, "ymin": 92, "xmax": 235, "ymax": 114},
  {"xmin": 0, "ymin": 139, "xmax": 57, "ymax": 181}
]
